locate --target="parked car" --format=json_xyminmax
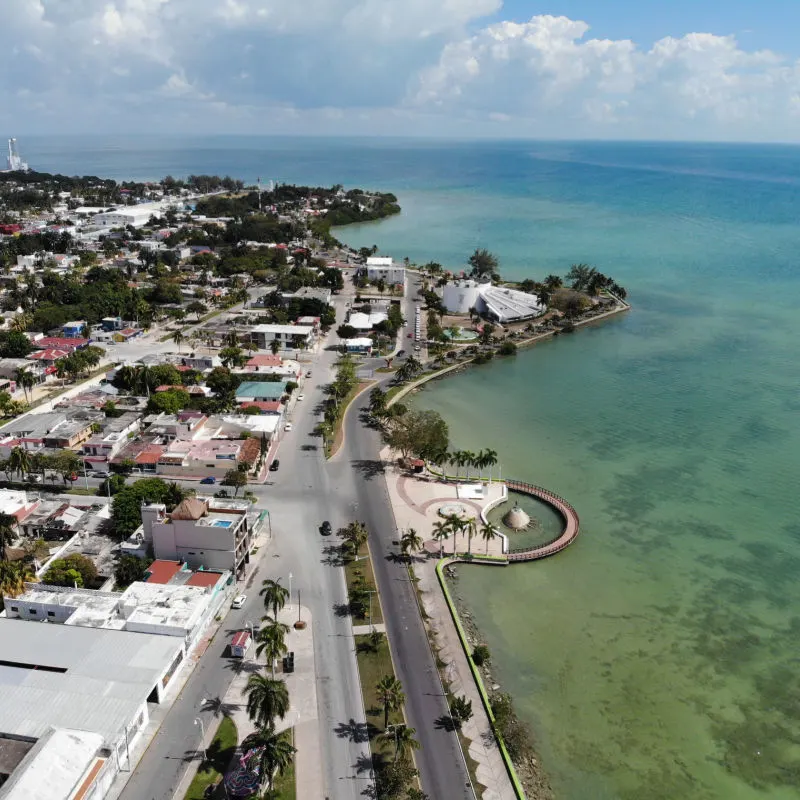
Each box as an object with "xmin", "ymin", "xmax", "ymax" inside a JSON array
[
  {"xmin": 296, "ymin": 394, "xmax": 305, "ymax": 401},
  {"xmin": 320, "ymin": 520, "xmax": 332, "ymax": 536},
  {"xmin": 285, "ymin": 422, "xmax": 293, "ymax": 432},
  {"xmin": 231, "ymin": 594, "xmax": 247, "ymax": 609},
  {"xmin": 407, "ymin": 333, "xmax": 413, "ymax": 338},
  {"xmin": 26, "ymin": 474, "xmax": 42, "ymax": 483},
  {"xmin": 306, "ymin": 370, "xmax": 312, "ymax": 377},
  {"xmin": 269, "ymin": 459, "xmax": 280, "ymax": 472},
  {"xmin": 200, "ymin": 476, "xmax": 216, "ymax": 485}
]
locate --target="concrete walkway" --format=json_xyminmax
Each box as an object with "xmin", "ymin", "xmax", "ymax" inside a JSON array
[
  {"xmin": 351, "ymin": 622, "xmax": 386, "ymax": 635},
  {"xmin": 413, "ymin": 558, "xmax": 517, "ymax": 800}
]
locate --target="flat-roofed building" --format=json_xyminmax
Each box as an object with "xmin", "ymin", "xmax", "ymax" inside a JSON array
[
  {"xmin": 366, "ymin": 256, "xmax": 405, "ymax": 287},
  {"xmin": 140, "ymin": 497, "xmax": 255, "ymax": 578},
  {"xmin": 249, "ymin": 324, "xmax": 314, "ymax": 351},
  {"xmin": 0, "ymin": 619, "xmax": 186, "ymax": 795}
]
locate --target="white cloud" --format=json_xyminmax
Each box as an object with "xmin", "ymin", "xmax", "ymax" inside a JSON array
[{"xmin": 0, "ymin": 2, "xmax": 799, "ymax": 140}]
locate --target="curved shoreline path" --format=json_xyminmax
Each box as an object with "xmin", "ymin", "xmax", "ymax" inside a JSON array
[{"xmin": 504, "ymin": 480, "xmax": 580, "ymax": 562}]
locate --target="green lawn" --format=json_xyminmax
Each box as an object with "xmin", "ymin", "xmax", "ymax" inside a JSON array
[
  {"xmin": 354, "ymin": 633, "xmax": 403, "ymax": 765},
  {"xmin": 184, "ymin": 717, "xmax": 238, "ymax": 800},
  {"xmin": 343, "ymin": 544, "xmax": 384, "ymax": 625},
  {"xmin": 271, "ymin": 753, "xmax": 296, "ymax": 800}
]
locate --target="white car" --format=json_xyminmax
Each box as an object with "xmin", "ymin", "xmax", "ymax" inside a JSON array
[
  {"xmin": 296, "ymin": 394, "xmax": 305, "ymax": 401},
  {"xmin": 285, "ymin": 422, "xmax": 293, "ymax": 431},
  {"xmin": 231, "ymin": 595, "xmax": 247, "ymax": 609}
]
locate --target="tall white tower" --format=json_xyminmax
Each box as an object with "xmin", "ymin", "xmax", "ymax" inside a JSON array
[{"xmin": 6, "ymin": 139, "xmax": 29, "ymax": 172}]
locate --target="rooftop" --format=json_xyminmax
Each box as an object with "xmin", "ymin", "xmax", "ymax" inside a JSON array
[
  {"xmin": 144, "ymin": 559, "xmax": 184, "ymax": 584},
  {"xmin": 250, "ymin": 324, "xmax": 314, "ymax": 336},
  {"xmin": 0, "ymin": 619, "xmax": 183, "ymax": 744},
  {"xmin": 235, "ymin": 381, "xmax": 286, "ymax": 400}
]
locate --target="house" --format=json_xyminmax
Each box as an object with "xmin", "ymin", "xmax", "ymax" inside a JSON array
[
  {"xmin": 62, "ymin": 321, "xmax": 87, "ymax": 339},
  {"xmin": 155, "ymin": 438, "xmax": 260, "ymax": 480},
  {"xmin": 30, "ymin": 336, "xmax": 89, "ymax": 351},
  {"xmin": 140, "ymin": 497, "xmax": 256, "ymax": 577},
  {"xmin": 111, "ymin": 441, "xmax": 166, "ymax": 474},
  {"xmin": 249, "ymin": 324, "xmax": 314, "ymax": 351},
  {"xmin": 0, "ymin": 358, "xmax": 46, "ymax": 385},
  {"xmin": 0, "ymin": 489, "xmax": 41, "ymax": 524},
  {"xmin": 180, "ymin": 354, "xmax": 221, "ymax": 371},
  {"xmin": 348, "ymin": 311, "xmax": 388, "ymax": 331},
  {"xmin": 101, "ymin": 316, "xmax": 124, "ymax": 331},
  {"xmin": 235, "ymin": 381, "xmax": 287, "ymax": 404},
  {"xmin": 243, "ymin": 354, "xmax": 301, "ymax": 378},
  {"xmin": 344, "ymin": 337, "xmax": 373, "ymax": 354},
  {"xmin": 147, "ymin": 411, "xmax": 208, "ymax": 442},
  {"xmin": 81, "ymin": 412, "xmax": 143, "ymax": 469},
  {"xmin": 366, "ymin": 256, "xmax": 405, "ymax": 287}
]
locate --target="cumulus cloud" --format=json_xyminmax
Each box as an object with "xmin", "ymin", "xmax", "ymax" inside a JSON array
[
  {"xmin": 412, "ymin": 15, "xmax": 800, "ymax": 138},
  {"xmin": 0, "ymin": 2, "xmax": 799, "ymax": 140}
]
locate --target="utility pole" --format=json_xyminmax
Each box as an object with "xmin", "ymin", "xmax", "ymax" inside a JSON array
[{"xmin": 257, "ymin": 177, "xmax": 262, "ymax": 212}]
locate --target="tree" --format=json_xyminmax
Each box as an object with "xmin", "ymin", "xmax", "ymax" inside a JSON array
[
  {"xmin": 449, "ymin": 695, "xmax": 473, "ymax": 728},
  {"xmin": 114, "ymin": 554, "xmax": 148, "ymax": 588},
  {"xmin": 336, "ymin": 324, "xmax": 357, "ymax": 339},
  {"xmin": 395, "ymin": 356, "xmax": 423, "ymax": 384},
  {"xmin": 260, "ymin": 578, "xmax": 289, "ymax": 618},
  {"xmin": 383, "ymin": 409, "xmax": 449, "ymax": 462},
  {"xmin": 498, "ymin": 340, "xmax": 517, "ymax": 356},
  {"xmin": 112, "ymin": 478, "xmax": 175, "ymax": 537},
  {"xmin": 0, "ymin": 562, "xmax": 34, "ymax": 610},
  {"xmin": 100, "ymin": 473, "xmax": 127, "ymax": 497},
  {"xmin": 337, "ymin": 521, "xmax": 368, "ymax": 560},
  {"xmin": 241, "ymin": 728, "xmax": 296, "ymax": 792},
  {"xmin": 244, "ymin": 674, "xmax": 290, "ymax": 730},
  {"xmin": 468, "ymin": 248, "xmax": 499, "ymax": 281},
  {"xmin": 223, "ymin": 468, "xmax": 248, "ymax": 496},
  {"xmin": 147, "ymin": 389, "xmax": 190, "ymax": 414},
  {"xmin": 400, "ymin": 529, "xmax": 423, "ymax": 560},
  {"xmin": 376, "ymin": 675, "xmax": 405, "ymax": 730},
  {"xmin": 381, "ymin": 723, "xmax": 420, "ymax": 763},
  {"xmin": 480, "ymin": 522, "xmax": 498, "ymax": 554},
  {"xmin": 219, "ymin": 345, "xmax": 245, "ymax": 369},
  {"xmin": 186, "ymin": 300, "xmax": 206, "ymax": 321},
  {"xmin": 2, "ymin": 331, "xmax": 33, "ymax": 358},
  {"xmin": 269, "ymin": 339, "xmax": 281, "ymax": 355},
  {"xmin": 0, "ymin": 512, "xmax": 18, "ymax": 562},
  {"xmin": 431, "ymin": 520, "xmax": 450, "ymax": 558},
  {"xmin": 479, "ymin": 323, "xmax": 495, "ymax": 346},
  {"xmin": 172, "ymin": 330, "xmax": 185, "ymax": 353},
  {"xmin": 462, "ymin": 516, "xmax": 477, "ymax": 556},
  {"xmin": 256, "ymin": 616, "xmax": 290, "ymax": 676},
  {"xmin": 42, "ymin": 553, "xmax": 98, "ymax": 588},
  {"xmin": 7, "ymin": 446, "xmax": 30, "ymax": 481},
  {"xmin": 14, "ymin": 368, "xmax": 36, "ymax": 403},
  {"xmin": 51, "ymin": 449, "xmax": 82, "ymax": 485}
]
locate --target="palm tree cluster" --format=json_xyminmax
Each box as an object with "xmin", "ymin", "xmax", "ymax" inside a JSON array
[
  {"xmin": 566, "ymin": 263, "xmax": 627, "ymax": 299},
  {"xmin": 394, "ymin": 356, "xmax": 424, "ymax": 384},
  {"xmin": 431, "ymin": 514, "xmax": 498, "ymax": 557},
  {"xmin": 438, "ymin": 449, "xmax": 499, "ymax": 483},
  {"xmin": 318, "ymin": 355, "xmax": 357, "ymax": 443},
  {"xmin": 241, "ymin": 576, "xmax": 297, "ymax": 793},
  {"xmin": 0, "ymin": 446, "xmax": 83, "ymax": 486}
]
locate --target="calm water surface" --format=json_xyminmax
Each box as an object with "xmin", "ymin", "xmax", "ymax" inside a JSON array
[{"xmin": 21, "ymin": 136, "xmax": 800, "ymax": 798}]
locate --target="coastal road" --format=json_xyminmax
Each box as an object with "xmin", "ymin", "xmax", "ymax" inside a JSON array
[
  {"xmin": 118, "ymin": 294, "xmax": 374, "ymax": 800},
  {"xmin": 331, "ymin": 378, "xmax": 475, "ymax": 797}
]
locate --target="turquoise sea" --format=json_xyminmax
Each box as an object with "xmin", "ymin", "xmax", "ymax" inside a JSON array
[{"xmin": 21, "ymin": 136, "xmax": 800, "ymax": 798}]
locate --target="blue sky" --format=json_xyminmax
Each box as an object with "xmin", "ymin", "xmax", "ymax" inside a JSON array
[{"xmin": 3, "ymin": 1, "xmax": 800, "ymax": 141}]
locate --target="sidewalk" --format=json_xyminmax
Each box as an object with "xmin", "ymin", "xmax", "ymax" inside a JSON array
[
  {"xmin": 413, "ymin": 558, "xmax": 517, "ymax": 800},
  {"xmin": 174, "ymin": 604, "xmax": 322, "ymax": 800}
]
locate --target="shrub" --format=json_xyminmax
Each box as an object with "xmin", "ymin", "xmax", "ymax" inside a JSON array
[
  {"xmin": 498, "ymin": 341, "xmax": 517, "ymax": 356},
  {"xmin": 472, "ymin": 644, "xmax": 491, "ymax": 666}
]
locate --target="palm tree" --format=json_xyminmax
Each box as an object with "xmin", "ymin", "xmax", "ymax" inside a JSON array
[
  {"xmin": 241, "ymin": 728, "xmax": 296, "ymax": 792},
  {"xmin": 400, "ymin": 529, "xmax": 424, "ymax": 561},
  {"xmin": 462, "ymin": 516, "xmax": 477, "ymax": 556},
  {"xmin": 54, "ymin": 358, "xmax": 68, "ymax": 387},
  {"xmin": 14, "ymin": 368, "xmax": 35, "ymax": 404},
  {"xmin": 375, "ymin": 675, "xmax": 405, "ymax": 730},
  {"xmin": 269, "ymin": 339, "xmax": 281, "ymax": 355},
  {"xmin": 7, "ymin": 447, "xmax": 30, "ymax": 481},
  {"xmin": 0, "ymin": 561, "xmax": 34, "ymax": 603},
  {"xmin": 172, "ymin": 330, "xmax": 185, "ymax": 353},
  {"xmin": 10, "ymin": 312, "xmax": 32, "ymax": 333},
  {"xmin": 444, "ymin": 513, "xmax": 465, "ymax": 555},
  {"xmin": 244, "ymin": 674, "xmax": 290, "ymax": 730},
  {"xmin": 380, "ymin": 724, "xmax": 420, "ymax": 763},
  {"xmin": 0, "ymin": 512, "xmax": 19, "ymax": 562},
  {"xmin": 256, "ymin": 616, "xmax": 290, "ymax": 676},
  {"xmin": 480, "ymin": 522, "xmax": 498, "ymax": 554},
  {"xmin": 481, "ymin": 449, "xmax": 498, "ymax": 483},
  {"xmin": 462, "ymin": 451, "xmax": 475, "ymax": 481},
  {"xmin": 432, "ymin": 520, "xmax": 450, "ymax": 558},
  {"xmin": 260, "ymin": 578, "xmax": 289, "ymax": 618}
]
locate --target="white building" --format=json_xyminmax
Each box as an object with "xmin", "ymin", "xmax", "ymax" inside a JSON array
[
  {"xmin": 442, "ymin": 280, "xmax": 544, "ymax": 323},
  {"xmin": 344, "ymin": 337, "xmax": 373, "ymax": 354},
  {"xmin": 4, "ymin": 571, "xmax": 230, "ymax": 653},
  {"xmin": 0, "ymin": 620, "xmax": 185, "ymax": 799},
  {"xmin": 94, "ymin": 208, "xmax": 156, "ymax": 228},
  {"xmin": 140, "ymin": 497, "xmax": 256, "ymax": 578},
  {"xmin": 347, "ymin": 311, "xmax": 387, "ymax": 331},
  {"xmin": 249, "ymin": 324, "xmax": 315, "ymax": 350},
  {"xmin": 366, "ymin": 256, "xmax": 405, "ymax": 287}
]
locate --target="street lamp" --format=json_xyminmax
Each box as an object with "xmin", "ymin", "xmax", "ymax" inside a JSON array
[
  {"xmin": 288, "ymin": 572, "xmax": 293, "ymax": 611},
  {"xmin": 194, "ymin": 717, "xmax": 206, "ymax": 763}
]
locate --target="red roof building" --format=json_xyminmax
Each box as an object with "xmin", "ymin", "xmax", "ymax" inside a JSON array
[
  {"xmin": 245, "ymin": 354, "xmax": 282, "ymax": 369},
  {"xmin": 238, "ymin": 400, "xmax": 283, "ymax": 414},
  {"xmin": 31, "ymin": 337, "xmax": 89, "ymax": 351},
  {"xmin": 186, "ymin": 571, "xmax": 225, "ymax": 589},
  {"xmin": 145, "ymin": 559, "xmax": 183, "ymax": 584},
  {"xmin": 27, "ymin": 348, "xmax": 72, "ymax": 363}
]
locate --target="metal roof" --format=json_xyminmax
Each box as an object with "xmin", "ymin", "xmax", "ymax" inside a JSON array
[{"xmin": 0, "ymin": 619, "xmax": 182, "ymax": 744}]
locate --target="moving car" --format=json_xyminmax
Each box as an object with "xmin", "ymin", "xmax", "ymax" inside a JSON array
[
  {"xmin": 269, "ymin": 459, "xmax": 280, "ymax": 472},
  {"xmin": 231, "ymin": 594, "xmax": 247, "ymax": 609},
  {"xmin": 200, "ymin": 476, "xmax": 216, "ymax": 485},
  {"xmin": 296, "ymin": 394, "xmax": 305, "ymax": 401},
  {"xmin": 320, "ymin": 520, "xmax": 332, "ymax": 536},
  {"xmin": 285, "ymin": 422, "xmax": 293, "ymax": 432},
  {"xmin": 306, "ymin": 370, "xmax": 312, "ymax": 377}
]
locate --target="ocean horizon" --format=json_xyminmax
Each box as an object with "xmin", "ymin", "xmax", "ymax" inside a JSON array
[{"xmin": 15, "ymin": 136, "xmax": 800, "ymax": 799}]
